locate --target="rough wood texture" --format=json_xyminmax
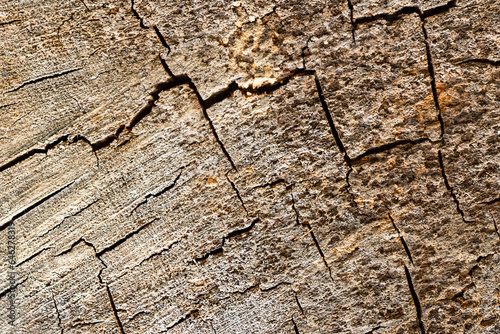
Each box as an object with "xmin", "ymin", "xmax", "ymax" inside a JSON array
[{"xmin": 1, "ymin": 0, "xmax": 499, "ymax": 333}]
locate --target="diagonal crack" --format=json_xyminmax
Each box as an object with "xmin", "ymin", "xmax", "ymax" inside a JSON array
[
  {"xmin": 0, "ymin": 180, "xmax": 74, "ymax": 231},
  {"xmin": 388, "ymin": 213, "xmax": 413, "ymax": 264},
  {"xmin": 291, "ymin": 317, "xmax": 300, "ymax": 334},
  {"xmin": 225, "ymin": 171, "xmax": 248, "ymax": 213},
  {"xmin": 96, "ymin": 218, "xmax": 159, "ymax": 257},
  {"xmin": 437, "ymin": 150, "xmax": 472, "ymax": 223},
  {"xmin": 194, "ymin": 217, "xmax": 259, "ymax": 262},
  {"xmin": 404, "ymin": 265, "xmax": 426, "ymax": 334},
  {"xmin": 481, "ymin": 197, "xmax": 500, "ymax": 205},
  {"xmin": 130, "ymin": 0, "xmax": 170, "ymax": 54},
  {"xmin": 38, "ymin": 199, "xmax": 100, "ymax": 238},
  {"xmin": 159, "ymin": 309, "xmax": 199, "ymax": 333},
  {"xmin": 290, "ymin": 186, "xmax": 333, "ymax": 281},
  {"xmin": 130, "ymin": 168, "xmax": 185, "ymax": 215},
  {"xmin": 0, "ymin": 135, "xmax": 70, "ymax": 173},
  {"xmin": 352, "ymin": 138, "xmax": 437, "ymax": 163},
  {"xmin": 0, "ymin": 275, "xmax": 29, "ymax": 300},
  {"xmin": 136, "ymin": 239, "xmax": 181, "ymax": 267},
  {"xmin": 16, "ymin": 247, "xmax": 53, "ymax": 267},
  {"xmin": 106, "ymin": 285, "xmax": 125, "ymax": 334},
  {"xmin": 52, "ymin": 293, "xmax": 64, "ymax": 334}
]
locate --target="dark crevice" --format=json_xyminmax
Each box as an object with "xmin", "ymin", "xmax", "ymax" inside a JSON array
[
  {"xmin": 161, "ymin": 71, "xmax": 238, "ymax": 171},
  {"xmin": 96, "ymin": 218, "xmax": 158, "ymax": 257},
  {"xmin": 493, "ymin": 217, "xmax": 500, "ymax": 240},
  {"xmin": 130, "ymin": 0, "xmax": 147, "ymax": 29},
  {"xmin": 225, "ymin": 172, "xmax": 248, "ymax": 213},
  {"xmin": 127, "ymin": 76, "xmax": 189, "ymax": 129},
  {"xmin": 0, "ymin": 19, "xmax": 21, "ymax": 26},
  {"xmin": 313, "ymin": 75, "xmax": 351, "ymax": 167},
  {"xmin": 0, "ymin": 275, "xmax": 29, "ymax": 300},
  {"xmin": 0, "ymin": 181, "xmax": 74, "ymax": 231},
  {"xmin": 0, "ymin": 102, "xmax": 18, "ymax": 109},
  {"xmin": 0, "ymin": 135, "xmax": 69, "ymax": 173},
  {"xmin": 352, "ymin": 138, "xmax": 433, "ymax": 163},
  {"xmin": 16, "ymin": 247, "xmax": 53, "ymax": 267},
  {"xmin": 354, "ymin": 6, "xmax": 420, "ymax": 25},
  {"xmin": 364, "ymin": 326, "xmax": 385, "ymax": 334},
  {"xmin": 195, "ymin": 217, "xmax": 259, "ymax": 262},
  {"xmin": 0, "ymin": 133, "xmax": 99, "ymax": 175},
  {"xmin": 295, "ymin": 294, "xmax": 305, "ymax": 315},
  {"xmin": 421, "ymin": 22, "xmax": 445, "ymax": 137},
  {"xmin": 404, "ymin": 266, "xmax": 426, "ymax": 334},
  {"xmin": 314, "ymin": 74, "xmax": 356, "ymax": 206},
  {"xmin": 78, "ymin": 0, "xmax": 89, "ymax": 11},
  {"xmin": 290, "ymin": 188, "xmax": 333, "ymax": 280},
  {"xmin": 159, "ymin": 53, "xmax": 175, "ymax": 77},
  {"xmin": 252, "ymin": 178, "xmax": 286, "ymax": 190},
  {"xmin": 347, "ymin": 0, "xmax": 356, "ymax": 42},
  {"xmin": 5, "ymin": 68, "xmax": 83, "ymax": 93},
  {"xmin": 130, "ymin": 0, "xmax": 170, "ymax": 53},
  {"xmin": 137, "ymin": 239, "xmax": 181, "ymax": 267},
  {"xmin": 54, "ymin": 237, "xmax": 108, "ymax": 284},
  {"xmin": 481, "ymin": 197, "xmax": 500, "ymax": 205},
  {"xmin": 160, "ymin": 310, "xmax": 198, "ymax": 333},
  {"xmin": 52, "ymin": 294, "xmax": 64, "ymax": 334},
  {"xmin": 421, "ymin": 0, "xmax": 457, "ymax": 18},
  {"xmin": 227, "ymin": 282, "xmax": 290, "ymax": 296},
  {"xmin": 204, "ymin": 81, "xmax": 239, "ymax": 108},
  {"xmin": 437, "ymin": 150, "xmax": 471, "ymax": 223},
  {"xmin": 388, "ymin": 213, "xmax": 414, "ymax": 264},
  {"xmin": 459, "ymin": 58, "xmax": 500, "ymax": 66},
  {"xmin": 106, "ymin": 285, "xmax": 125, "ymax": 334},
  {"xmin": 130, "ymin": 168, "xmax": 185, "ymax": 214},
  {"xmin": 90, "ymin": 124, "xmax": 125, "ymax": 152},
  {"xmin": 39, "ymin": 199, "xmax": 100, "ymax": 238},
  {"xmin": 56, "ymin": 237, "xmax": 98, "ymax": 257},
  {"xmin": 353, "ymin": 0, "xmax": 455, "ymax": 25},
  {"xmin": 152, "ymin": 26, "xmax": 171, "ymax": 55},
  {"xmin": 291, "ymin": 317, "xmax": 300, "ymax": 334}
]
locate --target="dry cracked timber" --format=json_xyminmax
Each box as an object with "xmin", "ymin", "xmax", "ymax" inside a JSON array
[{"xmin": 0, "ymin": 0, "xmax": 499, "ymax": 333}]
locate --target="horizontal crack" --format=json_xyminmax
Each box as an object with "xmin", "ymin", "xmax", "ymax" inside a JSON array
[
  {"xmin": 353, "ymin": 0, "xmax": 456, "ymax": 25},
  {"xmin": 459, "ymin": 58, "xmax": 500, "ymax": 66}
]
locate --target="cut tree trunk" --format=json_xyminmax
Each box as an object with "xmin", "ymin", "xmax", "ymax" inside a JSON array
[{"xmin": 1, "ymin": 0, "xmax": 499, "ymax": 333}]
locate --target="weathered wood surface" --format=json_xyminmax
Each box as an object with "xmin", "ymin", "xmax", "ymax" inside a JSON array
[{"xmin": 1, "ymin": 0, "xmax": 499, "ymax": 333}]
